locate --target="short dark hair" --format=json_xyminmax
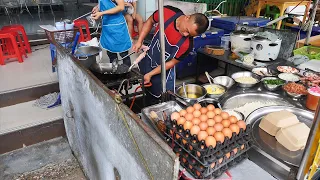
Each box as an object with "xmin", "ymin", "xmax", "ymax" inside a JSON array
[{"xmin": 191, "ymin": 13, "xmax": 209, "ymax": 35}]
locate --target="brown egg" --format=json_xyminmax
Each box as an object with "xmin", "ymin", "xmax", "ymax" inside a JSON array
[
  {"xmin": 186, "ymin": 106, "xmax": 195, "ymax": 114},
  {"xmin": 193, "ymin": 110, "xmax": 201, "ymax": 118},
  {"xmin": 237, "ymin": 120, "xmax": 247, "ymax": 130},
  {"xmin": 199, "ymin": 122, "xmax": 208, "ymax": 131},
  {"xmin": 213, "ymin": 123, "xmax": 224, "ymax": 132},
  {"xmin": 229, "ymin": 115, "xmax": 238, "ymax": 124},
  {"xmin": 200, "ymin": 107, "xmax": 208, "ymax": 114},
  {"xmin": 220, "ymin": 112, "xmax": 229, "ymax": 120},
  {"xmin": 190, "ymin": 125, "xmax": 201, "ymax": 135},
  {"xmin": 207, "ymin": 119, "xmax": 215, "ymax": 126},
  {"xmin": 206, "ymin": 111, "xmax": 215, "ymax": 119},
  {"xmin": 233, "ymin": 148, "xmax": 238, "ymax": 154},
  {"xmin": 210, "ymin": 162, "xmax": 216, "ymax": 168},
  {"xmin": 241, "ymin": 144, "xmax": 245, "ymax": 150},
  {"xmin": 213, "ymin": 115, "xmax": 223, "ymax": 123},
  {"xmin": 183, "ymin": 121, "xmax": 193, "ymax": 130},
  {"xmin": 193, "ymin": 103, "xmax": 202, "ymax": 110},
  {"xmin": 221, "ymin": 119, "xmax": 231, "ymax": 128},
  {"xmin": 229, "ymin": 124, "xmax": 240, "ymax": 134},
  {"xmin": 207, "ymin": 104, "xmax": 215, "ymax": 111},
  {"xmin": 218, "ymin": 158, "xmax": 223, "ymax": 164},
  {"xmin": 225, "ymin": 152, "xmax": 230, "ymax": 159},
  {"xmin": 177, "ymin": 117, "xmax": 186, "ymax": 125},
  {"xmin": 179, "ymin": 110, "xmax": 187, "ymax": 117},
  {"xmin": 199, "ymin": 114, "xmax": 208, "ymax": 122},
  {"xmin": 205, "ymin": 136, "xmax": 216, "ymax": 148},
  {"xmin": 213, "ymin": 108, "xmax": 222, "ymax": 115},
  {"xmin": 192, "ymin": 118, "xmax": 201, "ymax": 125},
  {"xmin": 171, "ymin": 112, "xmax": 180, "ymax": 120},
  {"xmin": 222, "ymin": 128, "xmax": 232, "ymax": 139},
  {"xmin": 185, "ymin": 113, "xmax": 194, "ymax": 121},
  {"xmin": 197, "ymin": 131, "xmax": 208, "ymax": 141},
  {"xmin": 214, "ymin": 132, "xmax": 225, "ymax": 143},
  {"xmin": 206, "ymin": 127, "xmax": 216, "ymax": 136}
]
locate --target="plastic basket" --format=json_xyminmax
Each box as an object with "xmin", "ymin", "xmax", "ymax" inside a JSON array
[{"xmin": 293, "ymin": 46, "xmax": 320, "ymax": 59}]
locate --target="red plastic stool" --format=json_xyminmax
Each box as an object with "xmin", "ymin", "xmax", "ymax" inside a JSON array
[
  {"xmin": 131, "ymin": 21, "xmax": 139, "ymax": 38},
  {"xmin": 0, "ymin": 29, "xmax": 27, "ymax": 59},
  {"xmin": 0, "ymin": 33, "xmax": 23, "ymax": 65},
  {"xmin": 74, "ymin": 19, "xmax": 92, "ymax": 42},
  {"xmin": 1, "ymin": 24, "xmax": 32, "ymax": 54}
]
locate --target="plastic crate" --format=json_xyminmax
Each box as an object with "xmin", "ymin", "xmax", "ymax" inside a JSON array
[{"xmin": 293, "ymin": 46, "xmax": 320, "ymax": 59}]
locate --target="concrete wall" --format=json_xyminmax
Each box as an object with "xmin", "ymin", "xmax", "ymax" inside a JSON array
[{"xmin": 56, "ymin": 48, "xmax": 178, "ymax": 180}]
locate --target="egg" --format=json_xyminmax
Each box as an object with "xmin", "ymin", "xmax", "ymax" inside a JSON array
[
  {"xmin": 221, "ymin": 119, "xmax": 231, "ymax": 128},
  {"xmin": 213, "ymin": 123, "xmax": 224, "ymax": 132},
  {"xmin": 199, "ymin": 114, "xmax": 208, "ymax": 122},
  {"xmin": 213, "ymin": 108, "xmax": 222, "ymax": 115},
  {"xmin": 218, "ymin": 158, "xmax": 223, "ymax": 164},
  {"xmin": 177, "ymin": 117, "xmax": 186, "ymax": 125},
  {"xmin": 179, "ymin": 110, "xmax": 187, "ymax": 117},
  {"xmin": 193, "ymin": 110, "xmax": 201, "ymax": 118},
  {"xmin": 207, "ymin": 104, "xmax": 215, "ymax": 111},
  {"xmin": 171, "ymin": 112, "xmax": 180, "ymax": 120},
  {"xmin": 206, "ymin": 111, "xmax": 215, "ymax": 119},
  {"xmin": 207, "ymin": 119, "xmax": 215, "ymax": 126},
  {"xmin": 214, "ymin": 132, "xmax": 225, "ymax": 143},
  {"xmin": 233, "ymin": 148, "xmax": 238, "ymax": 154},
  {"xmin": 213, "ymin": 115, "xmax": 223, "ymax": 123},
  {"xmin": 222, "ymin": 128, "xmax": 232, "ymax": 139},
  {"xmin": 186, "ymin": 106, "xmax": 195, "ymax": 114},
  {"xmin": 200, "ymin": 107, "xmax": 208, "ymax": 114},
  {"xmin": 199, "ymin": 122, "xmax": 208, "ymax": 131},
  {"xmin": 229, "ymin": 115, "xmax": 238, "ymax": 124},
  {"xmin": 206, "ymin": 127, "xmax": 216, "ymax": 135},
  {"xmin": 220, "ymin": 112, "xmax": 229, "ymax": 120},
  {"xmin": 210, "ymin": 162, "xmax": 216, "ymax": 169},
  {"xmin": 185, "ymin": 113, "xmax": 194, "ymax": 121},
  {"xmin": 225, "ymin": 152, "xmax": 230, "ymax": 159},
  {"xmin": 190, "ymin": 125, "xmax": 200, "ymax": 135},
  {"xmin": 241, "ymin": 144, "xmax": 245, "ymax": 150},
  {"xmin": 183, "ymin": 121, "xmax": 193, "ymax": 130},
  {"xmin": 237, "ymin": 120, "xmax": 247, "ymax": 130},
  {"xmin": 205, "ymin": 136, "xmax": 216, "ymax": 148},
  {"xmin": 192, "ymin": 118, "xmax": 201, "ymax": 125},
  {"xmin": 229, "ymin": 124, "xmax": 240, "ymax": 134},
  {"xmin": 197, "ymin": 131, "xmax": 208, "ymax": 141},
  {"xmin": 193, "ymin": 103, "xmax": 202, "ymax": 110}
]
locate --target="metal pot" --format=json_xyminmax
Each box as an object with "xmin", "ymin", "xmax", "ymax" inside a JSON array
[
  {"xmin": 74, "ymin": 46, "xmax": 101, "ymax": 68},
  {"xmin": 175, "ymin": 84, "xmax": 207, "ymax": 105},
  {"xmin": 202, "ymin": 84, "xmax": 227, "ymax": 99},
  {"xmin": 250, "ymin": 36, "xmax": 282, "ymax": 61},
  {"xmin": 230, "ymin": 31, "xmax": 254, "ymax": 52}
]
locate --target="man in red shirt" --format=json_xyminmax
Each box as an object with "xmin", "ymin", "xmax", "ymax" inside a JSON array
[{"xmin": 133, "ymin": 6, "xmax": 209, "ymax": 105}]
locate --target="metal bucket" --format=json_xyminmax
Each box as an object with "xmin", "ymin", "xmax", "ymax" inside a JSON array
[
  {"xmin": 175, "ymin": 84, "xmax": 207, "ymax": 105},
  {"xmin": 74, "ymin": 46, "xmax": 101, "ymax": 68}
]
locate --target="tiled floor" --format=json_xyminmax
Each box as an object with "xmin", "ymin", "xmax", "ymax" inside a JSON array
[
  {"xmin": 0, "ymin": 45, "xmax": 58, "ymax": 93},
  {"xmin": 0, "ymin": 100, "xmax": 62, "ymax": 135}
]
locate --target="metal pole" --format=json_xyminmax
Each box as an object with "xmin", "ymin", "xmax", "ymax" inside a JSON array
[
  {"xmin": 304, "ymin": 0, "xmax": 319, "ymax": 45},
  {"xmin": 297, "ymin": 101, "xmax": 320, "ymax": 180},
  {"xmin": 158, "ymin": 0, "xmax": 166, "ymax": 93}
]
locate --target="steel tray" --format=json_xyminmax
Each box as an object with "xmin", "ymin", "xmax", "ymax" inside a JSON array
[{"xmin": 245, "ymin": 105, "xmax": 314, "ymax": 167}]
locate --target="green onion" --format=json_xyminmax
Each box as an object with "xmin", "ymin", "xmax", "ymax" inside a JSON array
[{"xmin": 263, "ymin": 79, "xmax": 285, "ymax": 85}]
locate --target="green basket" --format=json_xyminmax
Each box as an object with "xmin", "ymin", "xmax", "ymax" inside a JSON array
[{"xmin": 293, "ymin": 46, "xmax": 320, "ymax": 59}]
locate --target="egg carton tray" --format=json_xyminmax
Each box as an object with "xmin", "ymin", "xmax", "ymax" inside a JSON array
[
  {"xmin": 172, "ymin": 139, "xmax": 252, "ymax": 179},
  {"xmin": 164, "ymin": 119, "xmax": 252, "ymax": 163}
]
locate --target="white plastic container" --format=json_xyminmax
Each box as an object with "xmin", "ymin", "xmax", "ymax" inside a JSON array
[
  {"xmin": 55, "ymin": 22, "xmax": 74, "ymax": 30},
  {"xmin": 221, "ymin": 36, "xmax": 230, "ymax": 50}
]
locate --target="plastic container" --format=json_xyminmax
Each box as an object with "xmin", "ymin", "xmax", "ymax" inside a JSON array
[
  {"xmin": 55, "ymin": 21, "xmax": 74, "ymax": 30},
  {"xmin": 306, "ymin": 87, "xmax": 320, "ymax": 111},
  {"xmin": 293, "ymin": 46, "xmax": 320, "ymax": 59},
  {"xmin": 221, "ymin": 36, "xmax": 230, "ymax": 50}
]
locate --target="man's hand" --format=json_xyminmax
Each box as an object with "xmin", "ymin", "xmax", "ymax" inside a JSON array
[
  {"xmin": 92, "ymin": 12, "xmax": 103, "ymax": 20},
  {"xmin": 92, "ymin": 5, "xmax": 99, "ymax": 14},
  {"xmin": 144, "ymin": 73, "xmax": 152, "ymax": 84},
  {"xmin": 132, "ymin": 41, "xmax": 142, "ymax": 52},
  {"xmin": 132, "ymin": 12, "xmax": 136, "ymax": 19}
]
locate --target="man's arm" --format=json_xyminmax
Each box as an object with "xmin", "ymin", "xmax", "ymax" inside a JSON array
[
  {"xmin": 132, "ymin": 15, "xmax": 156, "ymax": 52},
  {"xmin": 144, "ymin": 58, "xmax": 180, "ymax": 84}
]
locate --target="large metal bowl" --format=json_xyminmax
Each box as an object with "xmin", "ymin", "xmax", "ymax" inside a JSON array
[
  {"xmin": 231, "ymin": 71, "xmax": 260, "ymax": 88},
  {"xmin": 213, "ymin": 76, "xmax": 235, "ymax": 89},
  {"xmin": 176, "ymin": 84, "xmax": 207, "ymax": 105},
  {"xmin": 74, "ymin": 46, "xmax": 101, "ymax": 68},
  {"xmin": 203, "ymin": 84, "xmax": 227, "ymax": 99}
]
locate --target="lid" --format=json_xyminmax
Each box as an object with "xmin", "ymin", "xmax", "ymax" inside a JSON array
[
  {"xmin": 252, "ymin": 36, "xmax": 269, "ymax": 41},
  {"xmin": 232, "ymin": 30, "xmax": 254, "ymax": 35}
]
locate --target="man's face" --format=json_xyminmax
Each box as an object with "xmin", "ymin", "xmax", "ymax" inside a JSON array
[{"xmin": 178, "ymin": 16, "xmax": 199, "ymax": 37}]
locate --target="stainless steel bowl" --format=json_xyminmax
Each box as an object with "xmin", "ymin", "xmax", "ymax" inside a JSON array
[
  {"xmin": 282, "ymin": 85, "xmax": 306, "ymax": 99},
  {"xmin": 261, "ymin": 77, "xmax": 284, "ymax": 91},
  {"xmin": 74, "ymin": 46, "xmax": 101, "ymax": 68},
  {"xmin": 203, "ymin": 84, "xmax": 227, "ymax": 99},
  {"xmin": 231, "ymin": 71, "xmax": 260, "ymax": 88},
  {"xmin": 176, "ymin": 84, "xmax": 207, "ymax": 104},
  {"xmin": 213, "ymin": 76, "xmax": 235, "ymax": 89}
]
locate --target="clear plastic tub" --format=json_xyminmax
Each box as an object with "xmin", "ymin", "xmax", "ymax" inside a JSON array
[{"xmin": 221, "ymin": 36, "xmax": 230, "ymax": 50}]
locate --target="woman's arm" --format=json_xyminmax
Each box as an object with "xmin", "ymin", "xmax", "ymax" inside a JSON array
[
  {"xmin": 132, "ymin": 1, "xmax": 137, "ymax": 19},
  {"xmin": 92, "ymin": 0, "xmax": 125, "ymax": 20}
]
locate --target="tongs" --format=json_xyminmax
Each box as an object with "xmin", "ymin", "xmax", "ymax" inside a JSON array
[{"xmin": 205, "ymin": 71, "xmax": 216, "ymax": 91}]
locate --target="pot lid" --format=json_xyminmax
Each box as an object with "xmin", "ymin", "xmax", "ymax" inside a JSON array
[{"xmin": 232, "ymin": 30, "xmax": 254, "ymax": 35}]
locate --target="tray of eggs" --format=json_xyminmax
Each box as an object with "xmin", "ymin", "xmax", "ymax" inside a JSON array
[{"xmin": 163, "ymin": 103, "xmax": 253, "ymax": 178}]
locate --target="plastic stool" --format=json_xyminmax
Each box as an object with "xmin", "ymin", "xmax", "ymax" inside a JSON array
[
  {"xmin": 1, "ymin": 24, "xmax": 31, "ymax": 54},
  {"xmin": 131, "ymin": 21, "xmax": 139, "ymax": 38},
  {"xmin": 74, "ymin": 19, "xmax": 91, "ymax": 42},
  {"xmin": 0, "ymin": 29, "xmax": 27, "ymax": 59},
  {"xmin": 0, "ymin": 33, "xmax": 23, "ymax": 65}
]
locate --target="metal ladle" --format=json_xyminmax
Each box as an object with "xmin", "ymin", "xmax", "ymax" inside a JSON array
[{"xmin": 182, "ymin": 82, "xmax": 187, "ymax": 98}]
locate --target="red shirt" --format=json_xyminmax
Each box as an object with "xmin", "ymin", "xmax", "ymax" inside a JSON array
[{"xmin": 152, "ymin": 6, "xmax": 193, "ymax": 61}]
